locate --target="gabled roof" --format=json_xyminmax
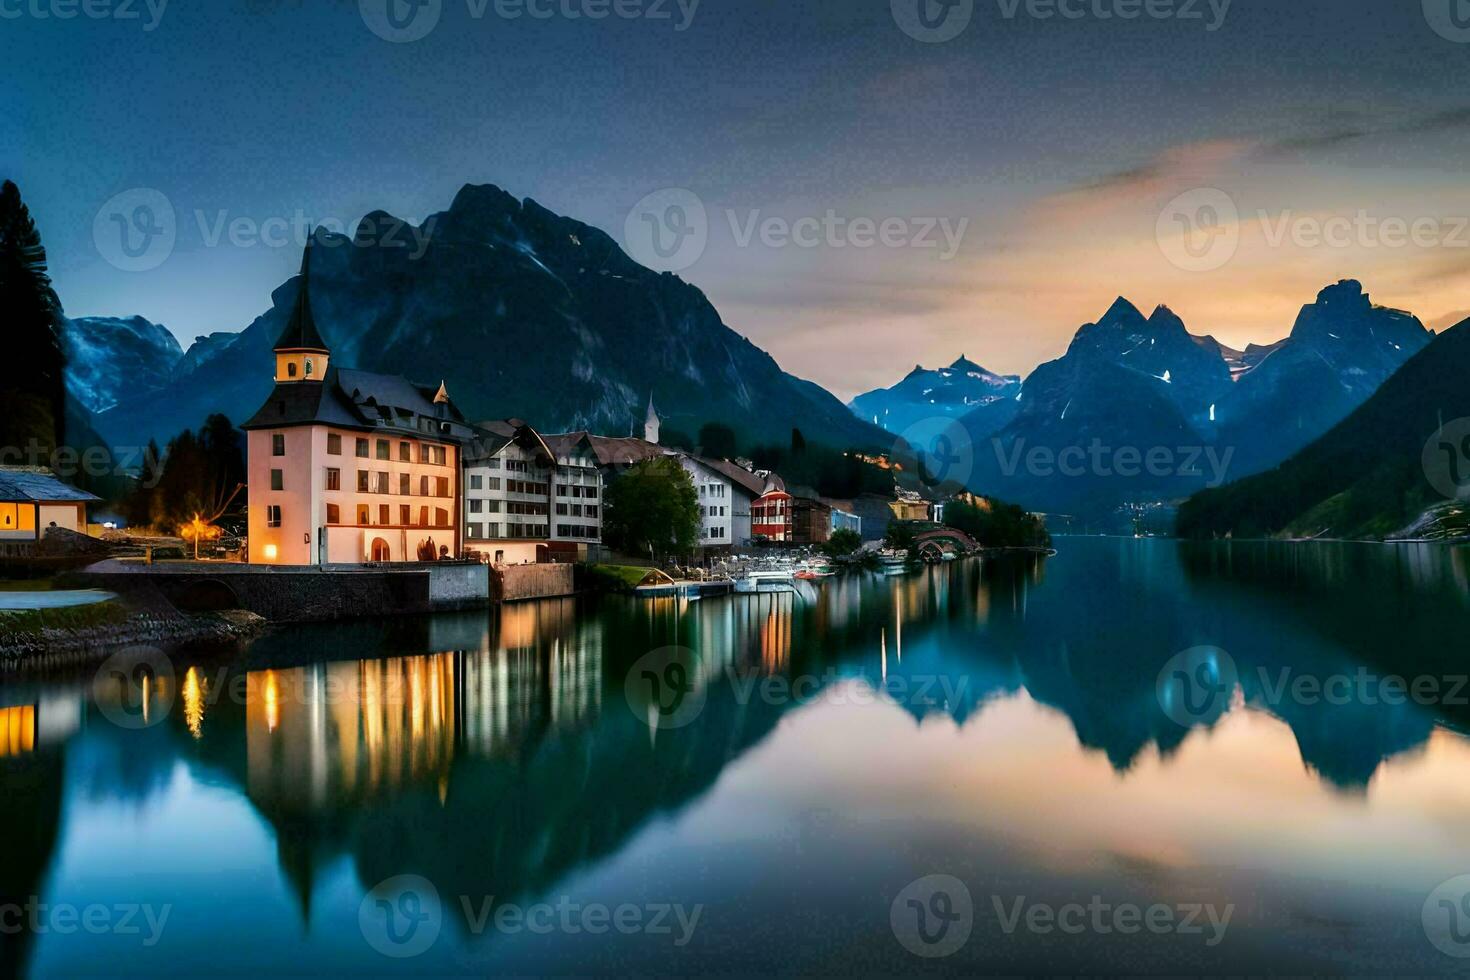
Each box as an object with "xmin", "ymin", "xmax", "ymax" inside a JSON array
[
  {"xmin": 701, "ymin": 457, "xmax": 767, "ymax": 498},
  {"xmin": 0, "ymin": 468, "xmax": 100, "ymax": 503},
  {"xmin": 576, "ymin": 435, "xmax": 665, "ymax": 469},
  {"xmin": 274, "ymin": 237, "xmax": 328, "ymax": 352},
  {"xmin": 466, "ymin": 420, "xmax": 554, "ymax": 465},
  {"xmin": 242, "ymin": 365, "xmax": 474, "ymax": 441}
]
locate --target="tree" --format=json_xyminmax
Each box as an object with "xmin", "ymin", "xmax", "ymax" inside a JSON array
[
  {"xmin": 697, "ymin": 422, "xmax": 738, "ymax": 460},
  {"xmin": 790, "ymin": 427, "xmax": 806, "ymax": 455},
  {"xmin": 884, "ymin": 521, "xmax": 919, "ymax": 552},
  {"xmin": 129, "ymin": 415, "xmax": 245, "ymax": 531},
  {"xmin": 0, "ymin": 180, "xmax": 66, "ymax": 458},
  {"xmin": 602, "ymin": 456, "xmax": 700, "ymax": 561},
  {"xmin": 944, "ymin": 498, "xmax": 1051, "ymax": 549},
  {"xmin": 822, "ymin": 527, "xmax": 863, "ymax": 558}
]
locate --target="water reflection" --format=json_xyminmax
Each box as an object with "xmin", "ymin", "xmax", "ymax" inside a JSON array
[{"xmin": 4, "ymin": 539, "xmax": 1470, "ymax": 975}]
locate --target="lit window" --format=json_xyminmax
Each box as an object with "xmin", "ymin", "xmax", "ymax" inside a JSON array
[{"xmin": 266, "ymin": 505, "xmax": 282, "ymax": 528}]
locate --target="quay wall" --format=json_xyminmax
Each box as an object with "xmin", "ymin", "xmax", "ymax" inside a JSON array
[{"xmin": 493, "ymin": 564, "xmax": 575, "ymax": 603}]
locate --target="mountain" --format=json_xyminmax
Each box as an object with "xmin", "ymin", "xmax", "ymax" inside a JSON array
[
  {"xmin": 62, "ymin": 315, "xmax": 182, "ymax": 414},
  {"xmin": 958, "ymin": 298, "xmax": 1234, "ymax": 517},
  {"xmin": 1211, "ymin": 280, "xmax": 1432, "ymax": 476},
  {"xmin": 1176, "ymin": 317, "xmax": 1470, "ymax": 541},
  {"xmin": 848, "ymin": 355, "xmax": 1021, "ymax": 443},
  {"xmin": 93, "ymin": 184, "xmax": 891, "ymax": 453}
]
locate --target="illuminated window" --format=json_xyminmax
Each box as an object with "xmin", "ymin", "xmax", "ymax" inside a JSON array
[
  {"xmin": 266, "ymin": 505, "xmax": 282, "ymax": 528},
  {"xmin": 357, "ymin": 505, "xmax": 370, "ymax": 526}
]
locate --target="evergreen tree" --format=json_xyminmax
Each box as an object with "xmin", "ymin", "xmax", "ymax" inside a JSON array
[{"xmin": 0, "ymin": 180, "xmax": 67, "ymax": 459}]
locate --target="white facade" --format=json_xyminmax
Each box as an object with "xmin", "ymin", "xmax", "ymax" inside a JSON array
[
  {"xmin": 550, "ymin": 442, "xmax": 602, "ymax": 548},
  {"xmin": 676, "ymin": 455, "xmax": 739, "ymax": 549},
  {"xmin": 463, "ymin": 439, "xmax": 551, "ymax": 564},
  {"xmin": 248, "ymin": 426, "xmax": 460, "ymax": 565}
]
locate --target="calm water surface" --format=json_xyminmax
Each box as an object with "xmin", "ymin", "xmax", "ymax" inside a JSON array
[{"xmin": 5, "ymin": 539, "xmax": 1470, "ymax": 976}]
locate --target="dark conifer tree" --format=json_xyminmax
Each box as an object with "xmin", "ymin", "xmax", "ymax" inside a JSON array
[{"xmin": 0, "ymin": 180, "xmax": 66, "ymax": 459}]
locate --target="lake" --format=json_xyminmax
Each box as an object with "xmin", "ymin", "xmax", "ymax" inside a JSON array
[{"xmin": 4, "ymin": 538, "xmax": 1470, "ymax": 976}]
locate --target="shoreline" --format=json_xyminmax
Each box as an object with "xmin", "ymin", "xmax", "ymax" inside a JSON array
[{"xmin": 0, "ymin": 608, "xmax": 268, "ymax": 674}]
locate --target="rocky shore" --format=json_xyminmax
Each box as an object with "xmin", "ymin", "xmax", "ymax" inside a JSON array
[{"xmin": 0, "ymin": 607, "xmax": 267, "ymax": 672}]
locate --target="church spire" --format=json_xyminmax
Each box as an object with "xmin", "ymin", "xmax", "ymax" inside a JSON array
[
  {"xmin": 273, "ymin": 235, "xmax": 331, "ymax": 382},
  {"xmin": 643, "ymin": 393, "xmax": 660, "ymax": 444},
  {"xmin": 274, "ymin": 234, "xmax": 329, "ymax": 354}
]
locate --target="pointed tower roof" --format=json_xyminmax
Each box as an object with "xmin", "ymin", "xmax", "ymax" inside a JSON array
[
  {"xmin": 433, "ymin": 381, "xmax": 450, "ymax": 405},
  {"xmin": 645, "ymin": 393, "xmax": 659, "ymax": 423},
  {"xmin": 274, "ymin": 236, "xmax": 329, "ymax": 353}
]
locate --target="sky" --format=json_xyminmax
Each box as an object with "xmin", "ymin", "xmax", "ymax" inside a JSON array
[{"xmin": 8, "ymin": 0, "xmax": 1470, "ymax": 400}]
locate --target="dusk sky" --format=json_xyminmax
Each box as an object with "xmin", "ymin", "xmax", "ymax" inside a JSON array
[{"xmin": 9, "ymin": 0, "xmax": 1470, "ymax": 399}]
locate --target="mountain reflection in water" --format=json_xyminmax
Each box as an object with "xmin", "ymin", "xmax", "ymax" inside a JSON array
[{"xmin": 4, "ymin": 538, "xmax": 1470, "ymax": 976}]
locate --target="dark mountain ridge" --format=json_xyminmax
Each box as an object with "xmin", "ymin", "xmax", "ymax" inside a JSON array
[{"xmin": 93, "ymin": 184, "xmax": 892, "ymax": 453}]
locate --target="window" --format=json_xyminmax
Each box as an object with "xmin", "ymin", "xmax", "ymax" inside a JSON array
[
  {"xmin": 400, "ymin": 505, "xmax": 411, "ymax": 525},
  {"xmin": 469, "ymin": 474, "xmax": 483, "ymax": 490},
  {"xmin": 357, "ymin": 470, "xmax": 369, "ymax": 493},
  {"xmin": 434, "ymin": 507, "xmax": 449, "ymax": 526},
  {"xmin": 266, "ymin": 505, "xmax": 282, "ymax": 527},
  {"xmin": 287, "ymin": 362, "xmax": 297, "ymax": 378},
  {"xmin": 586, "ymin": 505, "xmax": 598, "ymax": 518},
  {"xmin": 420, "ymin": 475, "xmax": 429, "ymax": 496},
  {"xmin": 467, "ymin": 523, "xmax": 482, "ymax": 539},
  {"xmin": 399, "ymin": 442, "xmax": 411, "ymax": 462},
  {"xmin": 470, "ymin": 499, "xmax": 484, "ymax": 513},
  {"xmin": 328, "ymin": 434, "xmax": 342, "ymax": 455},
  {"xmin": 484, "ymin": 523, "xmax": 501, "ymax": 539},
  {"xmin": 556, "ymin": 503, "xmax": 568, "ymax": 516},
  {"xmin": 436, "ymin": 476, "xmax": 450, "ymax": 498},
  {"xmin": 272, "ymin": 433, "xmax": 285, "ymax": 456},
  {"xmin": 487, "ymin": 477, "xmax": 501, "ymax": 491},
  {"xmin": 586, "ymin": 487, "xmax": 597, "ymax": 500},
  {"xmin": 399, "ymin": 473, "xmax": 411, "ymax": 496},
  {"xmin": 304, "ymin": 358, "xmax": 314, "ymax": 377},
  {"xmin": 356, "ymin": 438, "xmax": 369, "ymax": 458},
  {"xmin": 270, "ymin": 469, "xmax": 283, "ymax": 491},
  {"xmin": 418, "ymin": 506, "xmax": 429, "ymax": 526},
  {"xmin": 379, "ymin": 504, "xmax": 390, "ymax": 525},
  {"xmin": 357, "ymin": 505, "xmax": 370, "ymax": 526},
  {"xmin": 326, "ymin": 503, "xmax": 340, "ymax": 524},
  {"xmin": 375, "ymin": 472, "xmax": 389, "ymax": 495},
  {"xmin": 487, "ymin": 500, "xmax": 501, "ymax": 514},
  {"xmin": 326, "ymin": 468, "xmax": 340, "ymax": 491},
  {"xmin": 376, "ymin": 439, "xmax": 390, "ymax": 460},
  {"xmin": 431, "ymin": 445, "xmax": 447, "ymax": 465}
]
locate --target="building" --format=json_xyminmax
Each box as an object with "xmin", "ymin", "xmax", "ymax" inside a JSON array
[
  {"xmin": 889, "ymin": 488, "xmax": 932, "ymax": 522},
  {"xmin": 544, "ymin": 432, "xmax": 605, "ymax": 560},
  {"xmin": 242, "ymin": 241, "xmax": 476, "ymax": 566},
  {"xmin": 788, "ymin": 486, "xmax": 833, "ymax": 546},
  {"xmin": 461, "ymin": 420, "xmax": 554, "ymax": 565},
  {"xmin": 830, "ymin": 506, "xmax": 861, "ymax": 538},
  {"xmin": 676, "ymin": 454, "xmax": 748, "ymax": 550},
  {"xmin": 752, "ymin": 474, "xmax": 792, "ymax": 542},
  {"xmin": 701, "ymin": 459, "xmax": 764, "ymax": 547},
  {"xmin": 0, "ymin": 467, "xmax": 99, "ymax": 555}
]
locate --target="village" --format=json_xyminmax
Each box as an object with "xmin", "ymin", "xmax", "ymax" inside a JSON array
[{"xmin": 0, "ymin": 243, "xmax": 1033, "ymax": 649}]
